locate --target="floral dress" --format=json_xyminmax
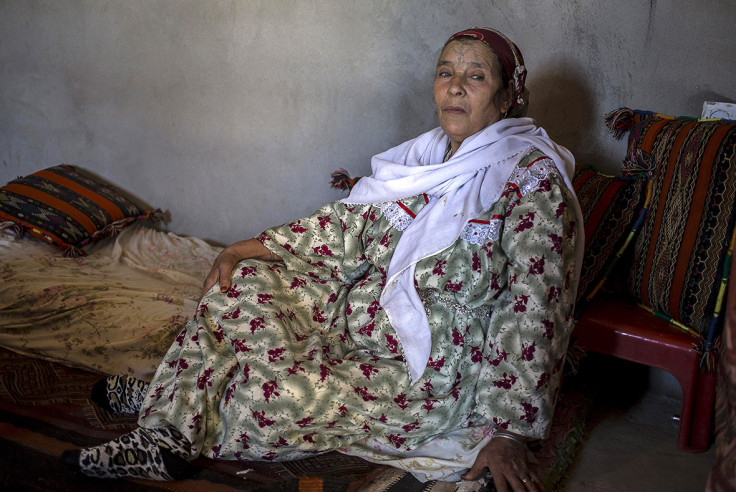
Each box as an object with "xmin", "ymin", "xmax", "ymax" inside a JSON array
[{"xmin": 138, "ymin": 149, "xmax": 579, "ymax": 478}]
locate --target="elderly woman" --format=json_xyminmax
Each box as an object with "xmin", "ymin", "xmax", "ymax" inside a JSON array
[{"xmin": 63, "ymin": 27, "xmax": 583, "ymax": 492}]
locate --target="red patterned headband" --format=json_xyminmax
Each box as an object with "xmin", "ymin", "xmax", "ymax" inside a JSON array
[{"xmin": 446, "ymin": 27, "xmax": 527, "ymax": 107}]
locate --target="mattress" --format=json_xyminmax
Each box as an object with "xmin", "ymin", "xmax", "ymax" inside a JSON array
[{"xmin": 0, "ymin": 225, "xmax": 220, "ymax": 379}]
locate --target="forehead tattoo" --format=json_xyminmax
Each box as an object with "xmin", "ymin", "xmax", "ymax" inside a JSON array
[{"xmin": 439, "ymin": 41, "xmax": 494, "ymax": 70}]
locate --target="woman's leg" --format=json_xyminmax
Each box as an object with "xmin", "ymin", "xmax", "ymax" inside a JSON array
[
  {"xmin": 61, "ymin": 426, "xmax": 192, "ymax": 480},
  {"xmin": 63, "ymin": 312, "xmax": 209, "ymax": 479},
  {"xmin": 90, "ymin": 375, "xmax": 150, "ymax": 414}
]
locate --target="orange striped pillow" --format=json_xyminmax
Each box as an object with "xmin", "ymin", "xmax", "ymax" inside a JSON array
[
  {"xmin": 0, "ymin": 164, "xmax": 160, "ymax": 256},
  {"xmin": 619, "ymin": 113, "xmax": 736, "ymax": 337},
  {"xmin": 573, "ymin": 166, "xmax": 646, "ymax": 304}
]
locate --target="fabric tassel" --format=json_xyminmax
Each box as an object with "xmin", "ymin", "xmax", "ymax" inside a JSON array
[
  {"xmin": 85, "ymin": 209, "xmax": 165, "ymax": 245},
  {"xmin": 604, "ymin": 108, "xmax": 636, "ymax": 140},
  {"xmin": 63, "ymin": 245, "xmax": 86, "ymax": 258},
  {"xmin": 0, "ymin": 220, "xmax": 25, "ymax": 237},
  {"xmin": 564, "ymin": 339, "xmax": 585, "ymax": 375},
  {"xmin": 147, "ymin": 208, "xmax": 164, "ymax": 222},
  {"xmin": 622, "ymin": 147, "xmax": 654, "ymax": 177},
  {"xmin": 102, "ymin": 220, "xmax": 125, "ymax": 237},
  {"xmin": 698, "ymin": 337, "xmax": 721, "ymax": 372},
  {"xmin": 330, "ymin": 169, "xmax": 356, "ymax": 192}
]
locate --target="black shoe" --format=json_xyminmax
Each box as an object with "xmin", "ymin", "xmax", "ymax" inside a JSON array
[
  {"xmin": 90, "ymin": 377, "xmax": 114, "ymax": 413},
  {"xmin": 60, "ymin": 449, "xmax": 83, "ymax": 475}
]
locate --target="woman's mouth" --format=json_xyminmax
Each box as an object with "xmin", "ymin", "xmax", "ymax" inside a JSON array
[{"xmin": 443, "ymin": 106, "xmax": 466, "ymax": 115}]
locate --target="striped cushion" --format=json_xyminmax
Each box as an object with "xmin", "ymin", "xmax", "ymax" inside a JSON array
[
  {"xmin": 573, "ymin": 166, "xmax": 646, "ymax": 304},
  {"xmin": 0, "ymin": 164, "xmax": 159, "ymax": 256},
  {"xmin": 620, "ymin": 112, "xmax": 736, "ymax": 337}
]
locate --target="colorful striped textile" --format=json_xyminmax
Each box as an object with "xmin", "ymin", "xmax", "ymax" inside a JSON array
[
  {"xmin": 0, "ymin": 164, "xmax": 160, "ymax": 256},
  {"xmin": 605, "ymin": 108, "xmax": 736, "ymax": 340},
  {"xmin": 572, "ymin": 166, "xmax": 646, "ymax": 305}
]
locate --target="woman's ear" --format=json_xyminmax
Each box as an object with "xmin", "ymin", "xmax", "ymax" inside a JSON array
[{"xmin": 496, "ymin": 83, "xmax": 514, "ymax": 116}]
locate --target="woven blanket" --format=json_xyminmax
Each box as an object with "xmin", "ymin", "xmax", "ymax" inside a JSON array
[
  {"xmin": 0, "ymin": 346, "xmax": 590, "ymax": 491},
  {"xmin": 0, "ymin": 346, "xmax": 388, "ymax": 491}
]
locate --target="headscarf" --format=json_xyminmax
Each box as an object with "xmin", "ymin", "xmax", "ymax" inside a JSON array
[
  {"xmin": 446, "ymin": 27, "xmax": 527, "ymax": 110},
  {"xmin": 343, "ymin": 119, "xmax": 584, "ymax": 382}
]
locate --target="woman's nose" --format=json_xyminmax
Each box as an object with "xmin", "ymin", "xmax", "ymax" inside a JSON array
[{"xmin": 448, "ymin": 75, "xmax": 465, "ymax": 96}]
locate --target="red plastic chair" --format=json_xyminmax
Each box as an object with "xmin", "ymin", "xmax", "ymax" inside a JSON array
[{"xmin": 574, "ymin": 296, "xmax": 717, "ymax": 451}]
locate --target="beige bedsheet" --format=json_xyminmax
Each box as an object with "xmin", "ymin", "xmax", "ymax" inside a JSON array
[{"xmin": 0, "ymin": 225, "xmax": 220, "ymax": 380}]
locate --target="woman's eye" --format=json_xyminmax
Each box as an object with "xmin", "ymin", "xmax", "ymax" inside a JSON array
[
  {"xmin": 471, "ymin": 74, "xmax": 485, "ymax": 81},
  {"xmin": 437, "ymin": 71, "xmax": 451, "ymax": 78}
]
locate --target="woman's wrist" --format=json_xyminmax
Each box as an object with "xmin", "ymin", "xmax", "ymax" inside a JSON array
[
  {"xmin": 225, "ymin": 239, "xmax": 265, "ymax": 261},
  {"xmin": 491, "ymin": 429, "xmax": 529, "ymax": 450},
  {"xmin": 220, "ymin": 239, "xmax": 281, "ymax": 265}
]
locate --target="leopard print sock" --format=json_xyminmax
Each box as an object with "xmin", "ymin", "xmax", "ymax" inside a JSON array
[
  {"xmin": 91, "ymin": 375, "xmax": 150, "ymax": 414},
  {"xmin": 61, "ymin": 426, "xmax": 192, "ymax": 481}
]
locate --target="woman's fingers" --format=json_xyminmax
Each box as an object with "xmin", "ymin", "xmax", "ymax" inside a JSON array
[
  {"xmin": 527, "ymin": 471, "xmax": 542, "ymax": 491},
  {"xmin": 217, "ymin": 257, "xmax": 236, "ymax": 292},
  {"xmin": 463, "ymin": 437, "xmax": 537, "ymax": 491},
  {"xmin": 200, "ymin": 240, "xmax": 273, "ymax": 299},
  {"xmin": 201, "ymin": 252, "xmax": 238, "ymax": 297},
  {"xmin": 491, "ymin": 470, "xmax": 542, "ymax": 492},
  {"xmin": 505, "ymin": 470, "xmax": 542, "ymax": 492},
  {"xmin": 460, "ymin": 461, "xmax": 485, "ymax": 481},
  {"xmin": 202, "ymin": 266, "xmax": 219, "ymax": 292},
  {"xmin": 514, "ymin": 474, "xmax": 536, "ymax": 491}
]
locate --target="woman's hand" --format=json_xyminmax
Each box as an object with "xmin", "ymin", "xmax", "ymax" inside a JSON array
[
  {"xmin": 462, "ymin": 434, "xmax": 542, "ymax": 492},
  {"xmin": 201, "ymin": 239, "xmax": 278, "ymax": 296}
]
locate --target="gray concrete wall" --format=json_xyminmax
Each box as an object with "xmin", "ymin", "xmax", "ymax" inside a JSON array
[{"xmin": 1, "ymin": 0, "xmax": 734, "ymax": 245}]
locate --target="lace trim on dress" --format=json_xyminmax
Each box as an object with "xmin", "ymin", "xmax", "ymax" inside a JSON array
[
  {"xmin": 378, "ymin": 201, "xmax": 414, "ymax": 231},
  {"xmin": 459, "ymin": 156, "xmax": 558, "ymax": 245},
  {"xmin": 507, "ymin": 157, "xmax": 558, "ymax": 196},
  {"xmin": 461, "ymin": 220, "xmax": 502, "ymax": 245}
]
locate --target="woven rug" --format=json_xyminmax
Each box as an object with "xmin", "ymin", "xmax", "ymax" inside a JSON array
[{"xmin": 0, "ymin": 346, "xmax": 591, "ymax": 491}]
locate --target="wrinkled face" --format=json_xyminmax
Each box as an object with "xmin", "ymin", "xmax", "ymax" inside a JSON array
[{"xmin": 433, "ymin": 39, "xmax": 513, "ymax": 154}]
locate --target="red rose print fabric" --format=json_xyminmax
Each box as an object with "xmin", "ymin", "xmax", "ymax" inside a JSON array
[{"xmin": 139, "ymin": 150, "xmax": 578, "ymax": 473}]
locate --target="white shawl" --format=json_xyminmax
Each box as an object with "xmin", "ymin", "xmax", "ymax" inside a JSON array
[{"xmin": 343, "ymin": 117, "xmax": 583, "ymax": 382}]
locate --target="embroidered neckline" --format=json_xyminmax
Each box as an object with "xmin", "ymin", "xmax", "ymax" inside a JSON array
[{"xmin": 378, "ymin": 156, "xmax": 558, "ymax": 243}]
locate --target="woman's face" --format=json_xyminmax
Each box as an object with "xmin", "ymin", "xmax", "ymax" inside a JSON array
[{"xmin": 433, "ymin": 39, "xmax": 513, "ymax": 154}]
